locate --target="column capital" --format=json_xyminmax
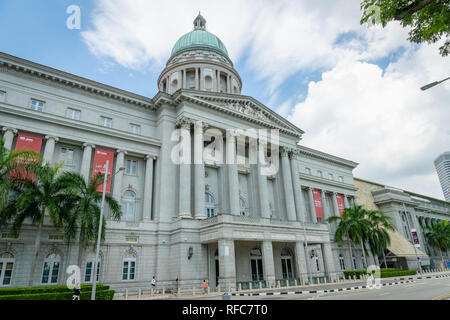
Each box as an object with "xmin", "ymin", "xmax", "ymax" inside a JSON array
[
  {"xmin": 175, "ymin": 117, "xmax": 194, "ymax": 130},
  {"xmin": 225, "ymin": 129, "xmax": 239, "ymax": 139},
  {"xmin": 82, "ymin": 143, "xmax": 96, "ymax": 149},
  {"xmin": 45, "ymin": 135, "xmax": 59, "ymax": 142},
  {"xmin": 116, "ymin": 149, "xmax": 128, "ymax": 155},
  {"xmin": 194, "ymin": 120, "xmax": 210, "ymax": 131},
  {"xmin": 145, "ymin": 154, "xmax": 158, "ymax": 160},
  {"xmin": 289, "ymin": 149, "xmax": 301, "ymax": 159},
  {"xmin": 2, "ymin": 127, "xmax": 18, "ymax": 135},
  {"xmin": 280, "ymin": 146, "xmax": 292, "ymax": 157}
]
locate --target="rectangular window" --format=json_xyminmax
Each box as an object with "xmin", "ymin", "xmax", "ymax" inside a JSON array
[
  {"xmin": 328, "ymin": 173, "xmax": 334, "ymax": 180},
  {"xmin": 305, "ymin": 168, "xmax": 311, "ymax": 175},
  {"xmin": 85, "ymin": 261, "xmax": 100, "ymax": 282},
  {"xmin": 66, "ymin": 108, "xmax": 81, "ymax": 120},
  {"xmin": 0, "ymin": 91, "xmax": 5, "ymax": 102},
  {"xmin": 100, "ymin": 116, "xmax": 112, "ymax": 128},
  {"xmin": 30, "ymin": 99, "xmax": 45, "ymax": 112},
  {"xmin": 59, "ymin": 147, "xmax": 74, "ymax": 166},
  {"xmin": 48, "ymin": 234, "xmax": 64, "ymax": 241},
  {"xmin": 129, "ymin": 124, "xmax": 141, "ymax": 135},
  {"xmin": 122, "ymin": 259, "xmax": 135, "ymax": 280},
  {"xmin": 125, "ymin": 160, "xmax": 137, "ymax": 175},
  {"xmin": 0, "ymin": 262, "xmax": 14, "ymax": 286},
  {"xmin": 338, "ymin": 176, "xmax": 344, "ymax": 183},
  {"xmin": 122, "ymin": 202, "xmax": 135, "ymax": 222},
  {"xmin": 1, "ymin": 233, "xmax": 18, "ymax": 239}
]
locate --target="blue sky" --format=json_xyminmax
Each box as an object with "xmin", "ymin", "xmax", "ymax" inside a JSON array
[{"xmin": 1, "ymin": 0, "xmax": 449, "ymax": 200}]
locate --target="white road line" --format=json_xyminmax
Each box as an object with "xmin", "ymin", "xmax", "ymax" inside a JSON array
[{"xmin": 379, "ymin": 292, "xmax": 390, "ymax": 296}]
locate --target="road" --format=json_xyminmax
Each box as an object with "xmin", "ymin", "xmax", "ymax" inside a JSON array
[{"xmin": 179, "ymin": 276, "xmax": 450, "ymax": 300}]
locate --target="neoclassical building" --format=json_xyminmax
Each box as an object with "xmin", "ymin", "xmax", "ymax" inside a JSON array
[{"xmin": 0, "ymin": 14, "xmax": 367, "ymax": 291}]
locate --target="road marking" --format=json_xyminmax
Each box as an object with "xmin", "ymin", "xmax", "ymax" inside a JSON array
[
  {"xmin": 379, "ymin": 292, "xmax": 390, "ymax": 296},
  {"xmin": 432, "ymin": 292, "xmax": 450, "ymax": 300}
]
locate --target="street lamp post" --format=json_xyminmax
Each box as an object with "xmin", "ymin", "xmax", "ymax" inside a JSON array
[
  {"xmin": 91, "ymin": 161, "xmax": 125, "ymax": 300},
  {"xmin": 420, "ymin": 77, "xmax": 450, "ymax": 91}
]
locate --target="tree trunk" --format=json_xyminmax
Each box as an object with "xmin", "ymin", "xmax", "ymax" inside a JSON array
[
  {"xmin": 360, "ymin": 239, "xmax": 368, "ymax": 269},
  {"xmin": 382, "ymin": 250, "xmax": 388, "ymax": 269},
  {"xmin": 373, "ymin": 254, "xmax": 378, "ymax": 267},
  {"xmin": 348, "ymin": 236, "xmax": 354, "ymax": 270},
  {"xmin": 77, "ymin": 225, "xmax": 85, "ymax": 269},
  {"xmin": 28, "ymin": 222, "xmax": 43, "ymax": 287}
]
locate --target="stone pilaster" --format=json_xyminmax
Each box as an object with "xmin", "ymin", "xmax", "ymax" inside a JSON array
[
  {"xmin": 290, "ymin": 150, "xmax": 305, "ymax": 222},
  {"xmin": 194, "ymin": 121, "xmax": 206, "ymax": 219},
  {"xmin": 112, "ymin": 149, "xmax": 127, "ymax": 202},
  {"xmin": 294, "ymin": 241, "xmax": 310, "ymax": 284},
  {"xmin": 321, "ymin": 242, "xmax": 337, "ymax": 280},
  {"xmin": 262, "ymin": 241, "xmax": 276, "ymax": 287},
  {"xmin": 257, "ymin": 139, "xmax": 271, "ymax": 219},
  {"xmin": 308, "ymin": 188, "xmax": 318, "ymax": 224},
  {"xmin": 80, "ymin": 143, "xmax": 95, "ymax": 183},
  {"xmin": 218, "ymin": 239, "xmax": 236, "ymax": 291},
  {"xmin": 178, "ymin": 120, "xmax": 192, "ymax": 217},
  {"xmin": 226, "ymin": 130, "xmax": 240, "ymax": 215}
]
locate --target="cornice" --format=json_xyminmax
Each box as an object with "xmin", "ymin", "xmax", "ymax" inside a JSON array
[
  {"xmin": 0, "ymin": 102, "xmax": 161, "ymax": 148},
  {"xmin": 299, "ymin": 173, "xmax": 358, "ymax": 192},
  {"xmin": 297, "ymin": 145, "xmax": 359, "ymax": 169},
  {"xmin": 0, "ymin": 52, "xmax": 157, "ymax": 111}
]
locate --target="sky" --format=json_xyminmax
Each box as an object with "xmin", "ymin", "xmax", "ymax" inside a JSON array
[{"xmin": 0, "ymin": 0, "xmax": 449, "ymax": 200}]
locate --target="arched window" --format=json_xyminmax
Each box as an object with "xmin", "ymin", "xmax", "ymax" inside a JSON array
[
  {"xmin": 310, "ymin": 249, "xmax": 320, "ymax": 272},
  {"xmin": 339, "ymin": 254, "xmax": 345, "ymax": 270},
  {"xmin": 352, "ymin": 255, "xmax": 357, "ymax": 270},
  {"xmin": 0, "ymin": 252, "xmax": 14, "ymax": 286},
  {"xmin": 122, "ymin": 191, "xmax": 136, "ymax": 222},
  {"xmin": 250, "ymin": 248, "xmax": 262, "ymax": 257},
  {"xmin": 205, "ymin": 193, "xmax": 216, "ymax": 218},
  {"xmin": 41, "ymin": 253, "xmax": 61, "ymax": 284},
  {"xmin": 240, "ymin": 198, "xmax": 247, "ymax": 216}
]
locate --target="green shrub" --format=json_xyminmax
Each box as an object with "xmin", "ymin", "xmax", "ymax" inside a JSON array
[
  {"xmin": 344, "ymin": 268, "xmax": 417, "ymax": 279},
  {"xmin": 0, "ymin": 284, "xmax": 108, "ymax": 296},
  {"xmin": 0, "ymin": 287, "xmax": 115, "ymax": 300}
]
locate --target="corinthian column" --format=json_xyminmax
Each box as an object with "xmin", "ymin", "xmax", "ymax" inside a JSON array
[
  {"xmin": 2, "ymin": 127, "xmax": 17, "ymax": 150},
  {"xmin": 257, "ymin": 139, "xmax": 271, "ymax": 219},
  {"xmin": 178, "ymin": 120, "xmax": 192, "ymax": 217},
  {"xmin": 112, "ymin": 149, "xmax": 127, "ymax": 201},
  {"xmin": 143, "ymin": 155, "xmax": 155, "ymax": 221},
  {"xmin": 194, "ymin": 121, "xmax": 207, "ymax": 219},
  {"xmin": 43, "ymin": 136, "xmax": 59, "ymax": 165},
  {"xmin": 308, "ymin": 188, "xmax": 318, "ymax": 224},
  {"xmin": 226, "ymin": 130, "xmax": 240, "ymax": 215},
  {"xmin": 281, "ymin": 147, "xmax": 297, "ymax": 221},
  {"xmin": 290, "ymin": 150, "xmax": 304, "ymax": 222},
  {"xmin": 80, "ymin": 143, "xmax": 95, "ymax": 183}
]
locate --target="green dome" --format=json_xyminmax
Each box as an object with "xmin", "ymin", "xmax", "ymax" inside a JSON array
[{"xmin": 170, "ymin": 29, "xmax": 229, "ymax": 59}]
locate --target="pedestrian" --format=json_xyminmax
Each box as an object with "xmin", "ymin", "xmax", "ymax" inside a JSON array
[
  {"xmin": 202, "ymin": 280, "xmax": 207, "ymax": 294},
  {"xmin": 151, "ymin": 276, "xmax": 156, "ymax": 293},
  {"xmin": 175, "ymin": 277, "xmax": 179, "ymax": 295},
  {"xmin": 72, "ymin": 282, "xmax": 81, "ymax": 300}
]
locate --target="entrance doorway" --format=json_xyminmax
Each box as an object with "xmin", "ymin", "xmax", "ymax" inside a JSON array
[
  {"xmin": 281, "ymin": 248, "xmax": 294, "ymax": 279},
  {"xmin": 214, "ymin": 249, "xmax": 219, "ymax": 286},
  {"xmin": 250, "ymin": 248, "xmax": 264, "ymax": 281}
]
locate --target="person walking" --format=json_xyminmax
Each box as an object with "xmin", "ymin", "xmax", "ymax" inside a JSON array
[
  {"xmin": 151, "ymin": 276, "xmax": 156, "ymax": 294},
  {"xmin": 202, "ymin": 280, "xmax": 207, "ymax": 294},
  {"xmin": 72, "ymin": 282, "xmax": 81, "ymax": 300}
]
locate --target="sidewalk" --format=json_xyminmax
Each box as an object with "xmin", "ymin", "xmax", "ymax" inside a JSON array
[{"xmin": 113, "ymin": 270, "xmax": 450, "ymax": 300}]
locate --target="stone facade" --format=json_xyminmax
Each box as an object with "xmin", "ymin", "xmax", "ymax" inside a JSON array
[{"xmin": 0, "ymin": 18, "xmax": 366, "ymax": 291}]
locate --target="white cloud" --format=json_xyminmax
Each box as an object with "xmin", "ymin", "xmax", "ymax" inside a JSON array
[
  {"xmin": 82, "ymin": 0, "xmax": 410, "ymax": 90},
  {"xmin": 289, "ymin": 43, "xmax": 450, "ymax": 199}
]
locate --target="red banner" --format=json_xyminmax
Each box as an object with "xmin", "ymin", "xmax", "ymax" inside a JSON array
[
  {"xmin": 312, "ymin": 189, "xmax": 324, "ymax": 218},
  {"xmin": 336, "ymin": 194, "xmax": 345, "ymax": 218},
  {"xmin": 11, "ymin": 134, "xmax": 43, "ymax": 181},
  {"xmin": 92, "ymin": 148, "xmax": 115, "ymax": 193}
]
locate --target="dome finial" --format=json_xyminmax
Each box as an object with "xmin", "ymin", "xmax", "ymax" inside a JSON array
[{"xmin": 194, "ymin": 12, "xmax": 206, "ymax": 30}]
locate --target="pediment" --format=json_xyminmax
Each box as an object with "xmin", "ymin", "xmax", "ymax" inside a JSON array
[{"xmin": 175, "ymin": 91, "xmax": 304, "ymax": 138}]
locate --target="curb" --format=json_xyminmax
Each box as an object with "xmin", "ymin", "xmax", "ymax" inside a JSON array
[{"xmin": 231, "ymin": 280, "xmax": 416, "ymax": 297}]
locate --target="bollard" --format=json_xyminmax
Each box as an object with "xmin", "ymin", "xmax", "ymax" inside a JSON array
[
  {"xmin": 249, "ymin": 282, "xmax": 252, "ymax": 291},
  {"xmin": 294, "ymin": 279, "xmax": 297, "ymax": 287},
  {"xmin": 138, "ymin": 288, "xmax": 141, "ymax": 299},
  {"xmin": 177, "ymin": 286, "xmax": 181, "ymax": 296},
  {"xmin": 193, "ymin": 286, "xmax": 196, "ymax": 296},
  {"xmin": 259, "ymin": 281, "xmax": 262, "ymax": 290},
  {"xmin": 151, "ymin": 288, "xmax": 154, "ymax": 296},
  {"xmin": 125, "ymin": 289, "xmax": 128, "ymax": 300},
  {"xmin": 162, "ymin": 287, "xmax": 165, "ymax": 295},
  {"xmin": 208, "ymin": 286, "xmax": 210, "ymax": 295},
  {"xmin": 277, "ymin": 280, "xmax": 280, "ymax": 288},
  {"xmin": 217, "ymin": 284, "xmax": 220, "ymax": 293},
  {"xmin": 238, "ymin": 283, "xmax": 242, "ymax": 291}
]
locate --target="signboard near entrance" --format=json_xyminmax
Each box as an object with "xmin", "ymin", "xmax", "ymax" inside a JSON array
[{"xmin": 411, "ymin": 229, "xmax": 420, "ymax": 248}]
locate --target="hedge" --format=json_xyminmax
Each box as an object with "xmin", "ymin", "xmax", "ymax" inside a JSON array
[
  {"xmin": 0, "ymin": 283, "xmax": 108, "ymax": 296},
  {"xmin": 0, "ymin": 288, "xmax": 115, "ymax": 300},
  {"xmin": 344, "ymin": 269, "xmax": 417, "ymax": 279}
]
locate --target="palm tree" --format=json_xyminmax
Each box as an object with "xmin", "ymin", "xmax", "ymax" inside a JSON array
[
  {"xmin": 425, "ymin": 220, "xmax": 450, "ymax": 268},
  {"xmin": 327, "ymin": 204, "xmax": 372, "ymax": 270},
  {"xmin": 61, "ymin": 172, "xmax": 121, "ymax": 269},
  {"xmin": 6, "ymin": 161, "xmax": 78, "ymax": 286},
  {"xmin": 0, "ymin": 138, "xmax": 40, "ymax": 223},
  {"xmin": 366, "ymin": 210, "xmax": 394, "ymax": 268}
]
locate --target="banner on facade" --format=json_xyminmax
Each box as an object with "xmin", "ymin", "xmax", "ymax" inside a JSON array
[
  {"xmin": 11, "ymin": 133, "xmax": 43, "ymax": 181},
  {"xmin": 92, "ymin": 148, "xmax": 115, "ymax": 193},
  {"xmin": 411, "ymin": 229, "xmax": 420, "ymax": 248},
  {"xmin": 312, "ymin": 189, "xmax": 324, "ymax": 218},
  {"xmin": 336, "ymin": 194, "xmax": 345, "ymax": 218}
]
